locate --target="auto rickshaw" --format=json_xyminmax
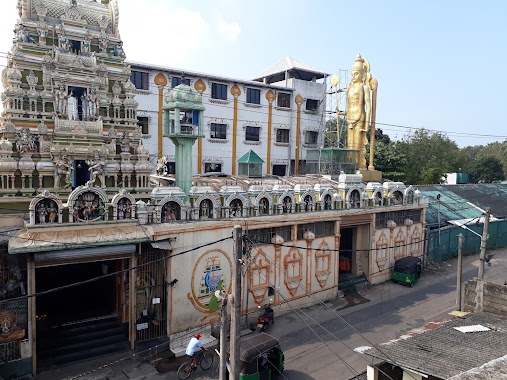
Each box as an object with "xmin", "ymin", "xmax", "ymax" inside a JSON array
[
  {"xmin": 392, "ymin": 256, "xmax": 422, "ymax": 287},
  {"xmin": 228, "ymin": 332, "xmax": 284, "ymax": 380}
]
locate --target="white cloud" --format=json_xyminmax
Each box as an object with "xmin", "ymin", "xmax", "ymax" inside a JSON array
[
  {"xmin": 120, "ymin": 2, "xmax": 209, "ymax": 67},
  {"xmin": 216, "ymin": 16, "xmax": 241, "ymax": 43}
]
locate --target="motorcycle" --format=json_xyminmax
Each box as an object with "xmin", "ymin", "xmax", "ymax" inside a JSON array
[{"xmin": 256, "ymin": 303, "xmax": 274, "ymax": 332}]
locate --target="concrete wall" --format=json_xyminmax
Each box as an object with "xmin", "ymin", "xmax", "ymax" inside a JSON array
[
  {"xmin": 161, "ymin": 205, "xmax": 426, "ymax": 333},
  {"xmin": 370, "ymin": 223, "xmax": 424, "ymax": 284},
  {"xmin": 464, "ymin": 279, "xmax": 507, "ymax": 316}
]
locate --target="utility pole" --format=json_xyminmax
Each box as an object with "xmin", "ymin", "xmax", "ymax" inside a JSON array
[
  {"xmin": 230, "ymin": 225, "xmax": 243, "ymax": 380},
  {"xmin": 477, "ymin": 208, "xmax": 491, "ymax": 280},
  {"xmin": 456, "ymin": 233, "xmax": 463, "ymax": 311},
  {"xmin": 219, "ymin": 296, "xmax": 228, "ymax": 380},
  {"xmin": 437, "ymin": 194, "xmax": 441, "ymax": 245}
]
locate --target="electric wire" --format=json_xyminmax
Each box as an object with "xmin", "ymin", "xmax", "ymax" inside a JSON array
[
  {"xmin": 0, "ymin": 235, "xmax": 232, "ymax": 305},
  {"xmin": 248, "ymin": 233, "xmax": 504, "ymax": 367},
  {"xmin": 246, "ymin": 239, "xmax": 438, "ymax": 380},
  {"xmin": 1, "ymin": 51, "xmax": 507, "ymax": 140},
  {"xmin": 248, "ymin": 252, "xmax": 394, "ymax": 380}
]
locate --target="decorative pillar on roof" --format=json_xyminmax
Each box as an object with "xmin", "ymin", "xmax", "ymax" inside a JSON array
[{"xmin": 163, "ymin": 84, "xmax": 205, "ymax": 195}]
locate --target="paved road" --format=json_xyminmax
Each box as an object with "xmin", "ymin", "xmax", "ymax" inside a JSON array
[
  {"xmin": 276, "ymin": 250, "xmax": 507, "ymax": 380},
  {"xmin": 180, "ymin": 249, "xmax": 507, "ymax": 380}
]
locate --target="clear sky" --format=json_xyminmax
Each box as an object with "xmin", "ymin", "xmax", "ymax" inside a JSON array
[{"xmin": 1, "ymin": 0, "xmax": 506, "ymax": 147}]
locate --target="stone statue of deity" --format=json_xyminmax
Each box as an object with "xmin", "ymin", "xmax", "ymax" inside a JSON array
[
  {"xmin": 54, "ymin": 154, "xmax": 73, "ymax": 188},
  {"xmin": 54, "ymin": 85, "xmax": 69, "ymax": 115},
  {"xmin": 16, "ymin": 128, "xmax": 36, "ymax": 154},
  {"xmin": 87, "ymin": 89, "xmax": 98, "ymax": 119},
  {"xmin": 87, "ymin": 152, "xmax": 107, "ymax": 188},
  {"xmin": 15, "ymin": 24, "xmax": 34, "ymax": 44},
  {"xmin": 346, "ymin": 54, "xmax": 372, "ymax": 170},
  {"xmin": 67, "ymin": 91, "xmax": 77, "ymax": 120},
  {"xmin": 110, "ymin": 42, "xmax": 125, "ymax": 57},
  {"xmin": 58, "ymin": 33, "xmax": 69, "ymax": 51},
  {"xmin": 120, "ymin": 130, "xmax": 131, "ymax": 153},
  {"xmin": 81, "ymin": 91, "xmax": 88, "ymax": 120}
]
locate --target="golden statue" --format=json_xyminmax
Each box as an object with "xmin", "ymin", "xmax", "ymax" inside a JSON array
[{"xmin": 346, "ymin": 54, "xmax": 378, "ymax": 170}]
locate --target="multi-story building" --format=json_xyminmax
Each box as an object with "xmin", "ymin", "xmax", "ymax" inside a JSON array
[{"xmin": 129, "ymin": 56, "xmax": 328, "ymax": 177}]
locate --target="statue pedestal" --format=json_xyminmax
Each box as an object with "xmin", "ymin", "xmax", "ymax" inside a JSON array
[{"xmin": 359, "ymin": 169, "xmax": 382, "ymax": 182}]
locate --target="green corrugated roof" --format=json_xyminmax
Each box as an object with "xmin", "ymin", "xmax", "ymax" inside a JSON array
[
  {"xmin": 418, "ymin": 184, "xmax": 507, "ymax": 225},
  {"xmin": 237, "ymin": 150, "xmax": 265, "ymax": 163}
]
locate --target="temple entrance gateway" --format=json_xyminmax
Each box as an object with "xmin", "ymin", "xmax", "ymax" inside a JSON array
[{"xmin": 35, "ymin": 259, "xmax": 130, "ymax": 370}]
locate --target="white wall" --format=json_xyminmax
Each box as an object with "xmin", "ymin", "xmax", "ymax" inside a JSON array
[{"xmin": 132, "ymin": 65, "xmax": 326, "ymax": 176}]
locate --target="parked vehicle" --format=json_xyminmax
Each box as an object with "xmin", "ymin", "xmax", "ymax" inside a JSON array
[
  {"xmin": 392, "ymin": 256, "xmax": 422, "ymax": 287},
  {"xmin": 256, "ymin": 303, "xmax": 274, "ymax": 332},
  {"xmin": 228, "ymin": 332, "xmax": 284, "ymax": 380}
]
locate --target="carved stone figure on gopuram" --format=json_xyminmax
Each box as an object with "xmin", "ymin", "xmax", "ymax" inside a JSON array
[
  {"xmin": 345, "ymin": 54, "xmax": 378, "ymax": 171},
  {"xmin": 0, "ymin": 0, "xmax": 153, "ymax": 195}
]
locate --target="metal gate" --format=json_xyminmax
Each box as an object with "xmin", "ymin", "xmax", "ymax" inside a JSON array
[{"xmin": 134, "ymin": 244, "xmax": 167, "ymax": 342}]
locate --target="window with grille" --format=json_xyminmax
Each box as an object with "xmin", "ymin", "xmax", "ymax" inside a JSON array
[
  {"xmin": 211, "ymin": 83, "xmax": 228, "ymax": 100},
  {"xmin": 297, "ymin": 222, "xmax": 334, "ymax": 240},
  {"xmin": 305, "ymin": 131, "xmax": 318, "ymax": 145},
  {"xmin": 245, "ymin": 126, "xmax": 260, "ymax": 142},
  {"xmin": 249, "ymin": 226, "xmax": 292, "ymax": 244},
  {"xmin": 210, "ymin": 123, "xmax": 227, "ymax": 139},
  {"xmin": 375, "ymin": 210, "xmax": 422, "ymax": 229},
  {"xmin": 137, "ymin": 116, "xmax": 149, "ymax": 134},
  {"xmin": 130, "ymin": 71, "xmax": 149, "ymax": 90},
  {"xmin": 171, "ymin": 77, "xmax": 191, "ymax": 88},
  {"xmin": 306, "ymin": 99, "xmax": 319, "ymax": 111},
  {"xmin": 276, "ymin": 129, "xmax": 289, "ymax": 143},
  {"xmin": 277, "ymin": 93, "xmax": 291, "ymax": 108},
  {"xmin": 246, "ymin": 88, "xmax": 261, "ymax": 104}
]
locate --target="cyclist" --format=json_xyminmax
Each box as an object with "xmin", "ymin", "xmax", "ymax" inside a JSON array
[{"xmin": 185, "ymin": 333, "xmax": 207, "ymax": 369}]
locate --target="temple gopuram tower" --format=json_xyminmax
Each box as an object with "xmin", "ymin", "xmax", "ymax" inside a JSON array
[{"xmin": 0, "ymin": 0, "xmax": 152, "ymax": 195}]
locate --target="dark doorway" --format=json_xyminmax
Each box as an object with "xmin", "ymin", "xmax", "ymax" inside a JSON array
[
  {"xmin": 339, "ymin": 227, "xmax": 354, "ymax": 274},
  {"xmin": 36, "ymin": 260, "xmax": 116, "ymax": 324},
  {"xmin": 272, "ymin": 165, "xmax": 286, "ymax": 176},
  {"xmin": 73, "ymin": 160, "xmax": 89, "ymax": 187},
  {"xmin": 68, "ymin": 40, "xmax": 82, "ymax": 54},
  {"xmin": 68, "ymin": 86, "xmax": 86, "ymax": 120}
]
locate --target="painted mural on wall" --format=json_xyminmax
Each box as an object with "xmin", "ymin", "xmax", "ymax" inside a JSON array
[
  {"xmin": 187, "ymin": 249, "xmax": 232, "ymax": 321},
  {"xmin": 35, "ymin": 199, "xmax": 59, "ymax": 224},
  {"xmin": 72, "ymin": 191, "xmax": 105, "ymax": 222}
]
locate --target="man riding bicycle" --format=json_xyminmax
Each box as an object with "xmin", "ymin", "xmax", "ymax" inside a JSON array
[{"xmin": 185, "ymin": 333, "xmax": 207, "ymax": 369}]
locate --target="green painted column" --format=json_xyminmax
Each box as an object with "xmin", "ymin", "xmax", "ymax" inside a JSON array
[{"xmin": 172, "ymin": 137, "xmax": 197, "ymax": 195}]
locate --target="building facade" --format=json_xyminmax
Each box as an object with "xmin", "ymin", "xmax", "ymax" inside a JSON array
[{"xmin": 130, "ymin": 56, "xmax": 328, "ymax": 178}]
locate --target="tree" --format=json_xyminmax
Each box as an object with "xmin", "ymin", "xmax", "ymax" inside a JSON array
[
  {"xmin": 468, "ymin": 155, "xmax": 505, "ymax": 183},
  {"xmin": 398, "ymin": 129, "xmax": 461, "ymax": 184}
]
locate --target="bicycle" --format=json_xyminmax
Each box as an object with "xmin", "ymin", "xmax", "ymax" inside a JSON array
[{"xmin": 177, "ymin": 352, "xmax": 214, "ymax": 379}]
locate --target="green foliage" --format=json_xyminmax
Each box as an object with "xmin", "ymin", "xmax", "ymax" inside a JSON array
[{"xmin": 468, "ymin": 155, "xmax": 505, "ymax": 183}]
